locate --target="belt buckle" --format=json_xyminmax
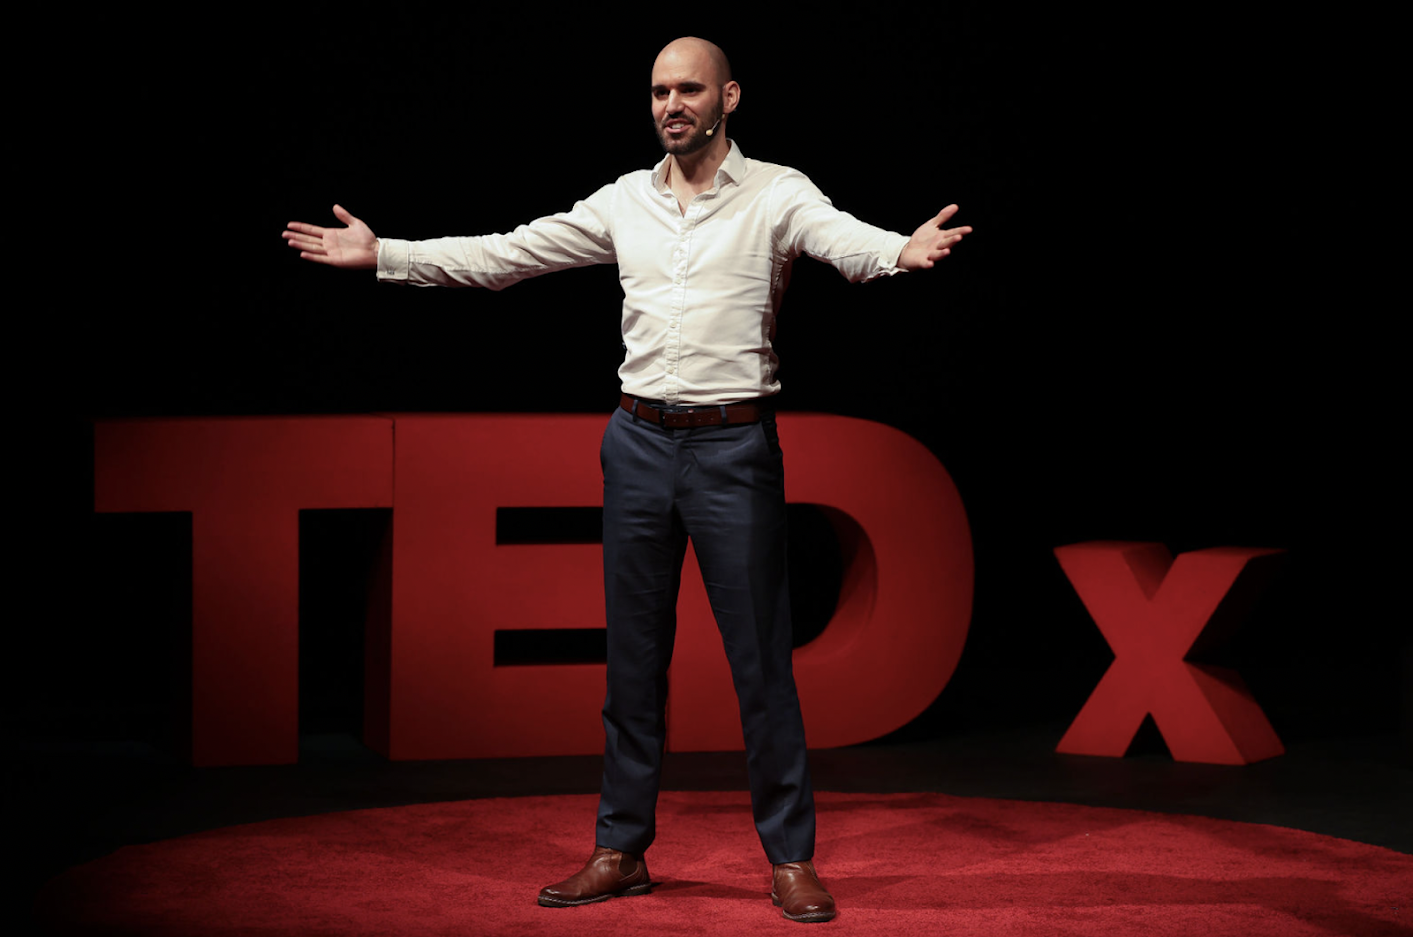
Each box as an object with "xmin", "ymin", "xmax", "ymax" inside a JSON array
[
  {"xmin": 640, "ymin": 400, "xmax": 668, "ymax": 427},
  {"xmin": 630, "ymin": 397, "xmax": 667, "ymax": 426}
]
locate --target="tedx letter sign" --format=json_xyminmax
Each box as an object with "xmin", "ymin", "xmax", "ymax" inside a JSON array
[
  {"xmin": 96, "ymin": 414, "xmax": 973, "ymax": 766},
  {"xmin": 1053, "ymin": 541, "xmax": 1285, "ymax": 765}
]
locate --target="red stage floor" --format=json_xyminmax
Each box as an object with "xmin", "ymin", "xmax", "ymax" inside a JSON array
[{"xmin": 34, "ymin": 790, "xmax": 1413, "ymax": 936}]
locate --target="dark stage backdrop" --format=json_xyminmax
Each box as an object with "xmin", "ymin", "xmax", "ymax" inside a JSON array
[{"xmin": 30, "ymin": 9, "xmax": 1405, "ymax": 758}]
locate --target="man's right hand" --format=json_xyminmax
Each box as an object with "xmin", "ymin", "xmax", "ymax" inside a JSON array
[{"xmin": 283, "ymin": 204, "xmax": 379, "ymax": 269}]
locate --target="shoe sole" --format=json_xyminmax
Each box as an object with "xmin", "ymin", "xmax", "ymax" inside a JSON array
[
  {"xmin": 538, "ymin": 882, "xmax": 653, "ymax": 907},
  {"xmin": 772, "ymin": 892, "xmax": 837, "ymax": 923}
]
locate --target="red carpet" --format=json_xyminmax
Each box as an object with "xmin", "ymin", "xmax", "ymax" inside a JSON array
[{"xmin": 34, "ymin": 791, "xmax": 1412, "ymax": 936}]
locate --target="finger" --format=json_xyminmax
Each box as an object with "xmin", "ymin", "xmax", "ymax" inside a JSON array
[
  {"xmin": 332, "ymin": 203, "xmax": 358, "ymax": 226},
  {"xmin": 286, "ymin": 221, "xmax": 327, "ymax": 236},
  {"xmin": 299, "ymin": 251, "xmax": 336, "ymax": 265},
  {"xmin": 929, "ymin": 228, "xmax": 970, "ymax": 250},
  {"xmin": 931, "ymin": 204, "xmax": 960, "ymax": 225},
  {"xmin": 283, "ymin": 232, "xmax": 325, "ymax": 252}
]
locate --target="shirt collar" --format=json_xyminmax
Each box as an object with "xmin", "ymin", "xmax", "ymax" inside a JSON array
[
  {"xmin": 716, "ymin": 140, "xmax": 745, "ymax": 186},
  {"xmin": 651, "ymin": 139, "xmax": 746, "ymax": 193}
]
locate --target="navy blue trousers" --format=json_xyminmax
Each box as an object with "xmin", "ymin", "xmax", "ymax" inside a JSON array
[{"xmin": 594, "ymin": 405, "xmax": 816, "ymax": 864}]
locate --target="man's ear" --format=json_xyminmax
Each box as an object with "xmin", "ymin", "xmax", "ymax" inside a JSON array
[{"xmin": 723, "ymin": 80, "xmax": 741, "ymax": 115}]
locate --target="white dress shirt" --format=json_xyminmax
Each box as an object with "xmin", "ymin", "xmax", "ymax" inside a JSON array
[{"xmin": 376, "ymin": 142, "xmax": 909, "ymax": 406}]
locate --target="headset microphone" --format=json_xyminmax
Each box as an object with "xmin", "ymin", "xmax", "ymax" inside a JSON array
[{"xmin": 705, "ymin": 116, "xmax": 722, "ymax": 137}]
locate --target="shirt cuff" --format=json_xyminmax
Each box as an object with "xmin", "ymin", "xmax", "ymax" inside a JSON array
[
  {"xmin": 880, "ymin": 233, "xmax": 910, "ymax": 275},
  {"xmin": 376, "ymin": 238, "xmax": 410, "ymax": 283}
]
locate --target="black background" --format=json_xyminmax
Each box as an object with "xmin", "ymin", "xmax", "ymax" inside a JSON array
[{"xmin": 26, "ymin": 7, "xmax": 1405, "ymax": 759}]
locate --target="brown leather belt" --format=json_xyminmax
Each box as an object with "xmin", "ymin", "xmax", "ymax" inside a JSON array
[{"xmin": 619, "ymin": 393, "xmax": 770, "ymax": 428}]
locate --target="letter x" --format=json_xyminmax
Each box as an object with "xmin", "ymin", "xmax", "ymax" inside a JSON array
[{"xmin": 1054, "ymin": 541, "xmax": 1285, "ymax": 765}]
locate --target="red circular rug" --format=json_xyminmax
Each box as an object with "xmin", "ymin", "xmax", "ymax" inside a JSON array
[{"xmin": 34, "ymin": 791, "xmax": 1413, "ymax": 936}]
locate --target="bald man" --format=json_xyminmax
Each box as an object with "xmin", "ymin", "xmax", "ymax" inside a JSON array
[{"xmin": 284, "ymin": 36, "xmax": 969, "ymax": 924}]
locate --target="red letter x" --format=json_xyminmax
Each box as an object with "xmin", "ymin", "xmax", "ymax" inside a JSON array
[{"xmin": 1054, "ymin": 541, "xmax": 1285, "ymax": 765}]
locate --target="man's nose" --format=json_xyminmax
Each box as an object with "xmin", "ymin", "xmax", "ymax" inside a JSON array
[{"xmin": 666, "ymin": 90, "xmax": 682, "ymax": 112}]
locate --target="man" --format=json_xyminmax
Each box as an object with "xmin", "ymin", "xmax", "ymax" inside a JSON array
[{"xmin": 283, "ymin": 36, "xmax": 970, "ymax": 924}]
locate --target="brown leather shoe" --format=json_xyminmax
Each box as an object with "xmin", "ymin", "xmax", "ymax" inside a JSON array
[
  {"xmin": 537, "ymin": 846, "xmax": 652, "ymax": 907},
  {"xmin": 772, "ymin": 860, "xmax": 837, "ymax": 922}
]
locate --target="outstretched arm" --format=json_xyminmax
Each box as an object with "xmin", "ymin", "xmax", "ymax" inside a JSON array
[
  {"xmin": 283, "ymin": 204, "xmax": 380, "ymax": 269},
  {"xmin": 898, "ymin": 204, "xmax": 972, "ymax": 271}
]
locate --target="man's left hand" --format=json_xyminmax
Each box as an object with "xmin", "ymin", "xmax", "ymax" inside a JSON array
[{"xmin": 899, "ymin": 205, "xmax": 972, "ymax": 271}]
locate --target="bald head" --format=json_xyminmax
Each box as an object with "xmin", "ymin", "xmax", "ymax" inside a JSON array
[
  {"xmin": 654, "ymin": 37, "xmax": 732, "ymax": 87},
  {"xmin": 650, "ymin": 36, "xmax": 740, "ymax": 158}
]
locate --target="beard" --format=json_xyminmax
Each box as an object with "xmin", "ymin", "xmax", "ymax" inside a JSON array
[{"xmin": 654, "ymin": 102, "xmax": 723, "ymax": 155}]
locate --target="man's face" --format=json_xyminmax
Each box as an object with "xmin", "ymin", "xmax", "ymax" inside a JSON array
[{"xmin": 650, "ymin": 45, "xmax": 730, "ymax": 156}]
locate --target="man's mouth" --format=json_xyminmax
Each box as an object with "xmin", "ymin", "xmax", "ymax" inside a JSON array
[{"xmin": 663, "ymin": 118, "xmax": 693, "ymax": 134}]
